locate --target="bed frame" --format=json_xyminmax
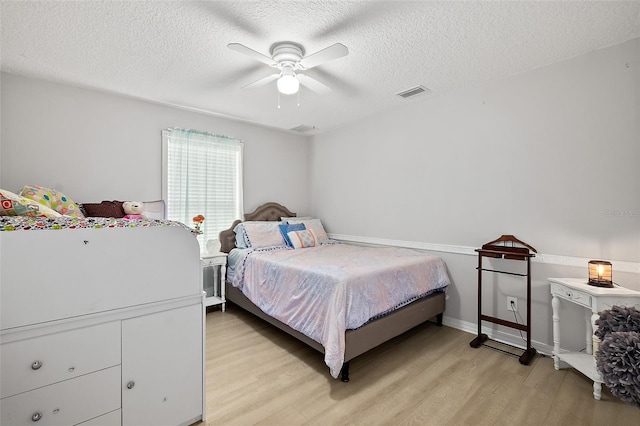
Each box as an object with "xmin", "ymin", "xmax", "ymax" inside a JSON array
[{"xmin": 219, "ymin": 202, "xmax": 445, "ymax": 382}]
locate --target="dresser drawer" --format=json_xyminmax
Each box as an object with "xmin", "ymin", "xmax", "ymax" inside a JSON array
[
  {"xmin": 0, "ymin": 366, "xmax": 121, "ymax": 426},
  {"xmin": 551, "ymin": 284, "xmax": 592, "ymax": 308},
  {"xmin": 1, "ymin": 322, "xmax": 121, "ymax": 398},
  {"xmin": 76, "ymin": 409, "xmax": 121, "ymax": 426}
]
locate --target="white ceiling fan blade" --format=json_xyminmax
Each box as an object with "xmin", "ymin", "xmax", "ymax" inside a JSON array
[
  {"xmin": 297, "ymin": 74, "xmax": 331, "ymax": 94},
  {"xmin": 228, "ymin": 43, "xmax": 276, "ymax": 66},
  {"xmin": 298, "ymin": 43, "xmax": 348, "ymax": 70},
  {"xmin": 241, "ymin": 73, "xmax": 279, "ymax": 89}
]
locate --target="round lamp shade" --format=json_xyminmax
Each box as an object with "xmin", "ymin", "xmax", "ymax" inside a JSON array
[{"xmin": 277, "ymin": 69, "xmax": 299, "ymax": 95}]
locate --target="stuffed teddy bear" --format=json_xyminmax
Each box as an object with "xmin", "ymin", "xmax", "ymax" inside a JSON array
[{"xmin": 123, "ymin": 201, "xmax": 144, "ymax": 219}]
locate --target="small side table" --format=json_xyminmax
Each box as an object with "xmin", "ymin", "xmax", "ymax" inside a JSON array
[
  {"xmin": 549, "ymin": 277, "xmax": 640, "ymax": 400},
  {"xmin": 201, "ymin": 252, "xmax": 227, "ymax": 312}
]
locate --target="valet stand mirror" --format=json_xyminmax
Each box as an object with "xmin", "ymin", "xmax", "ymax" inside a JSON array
[{"xmin": 469, "ymin": 234, "xmax": 538, "ymax": 365}]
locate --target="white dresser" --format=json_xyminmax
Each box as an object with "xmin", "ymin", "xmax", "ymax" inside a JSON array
[
  {"xmin": 549, "ymin": 277, "xmax": 640, "ymax": 400},
  {"xmin": 0, "ymin": 225, "xmax": 205, "ymax": 426},
  {"xmin": 1, "ymin": 301, "xmax": 204, "ymax": 426}
]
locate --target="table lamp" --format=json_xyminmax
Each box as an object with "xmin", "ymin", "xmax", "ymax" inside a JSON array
[{"xmin": 588, "ymin": 260, "xmax": 613, "ymax": 288}]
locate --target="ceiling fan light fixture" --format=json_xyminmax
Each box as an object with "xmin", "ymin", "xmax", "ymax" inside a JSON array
[
  {"xmin": 229, "ymin": 41, "xmax": 348, "ymax": 96},
  {"xmin": 277, "ymin": 67, "xmax": 300, "ymax": 95}
]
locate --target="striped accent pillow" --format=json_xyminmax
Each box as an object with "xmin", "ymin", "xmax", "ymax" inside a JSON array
[{"xmin": 287, "ymin": 229, "xmax": 317, "ymax": 249}]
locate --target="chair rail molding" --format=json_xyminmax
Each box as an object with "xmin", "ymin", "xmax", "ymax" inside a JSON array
[{"xmin": 328, "ymin": 234, "xmax": 640, "ymax": 274}]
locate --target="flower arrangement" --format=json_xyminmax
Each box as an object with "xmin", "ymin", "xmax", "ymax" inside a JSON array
[{"xmin": 192, "ymin": 215, "xmax": 205, "ymax": 234}]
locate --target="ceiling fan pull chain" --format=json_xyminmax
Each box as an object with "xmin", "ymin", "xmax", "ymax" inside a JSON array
[{"xmin": 277, "ymin": 89, "xmax": 281, "ymax": 109}]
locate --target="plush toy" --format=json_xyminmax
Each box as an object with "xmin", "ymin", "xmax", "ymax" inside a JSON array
[{"xmin": 123, "ymin": 201, "xmax": 144, "ymax": 219}]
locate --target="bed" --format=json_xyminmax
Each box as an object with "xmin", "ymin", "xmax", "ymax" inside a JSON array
[
  {"xmin": 0, "ymin": 188, "xmax": 205, "ymax": 425},
  {"xmin": 219, "ymin": 202, "xmax": 450, "ymax": 381}
]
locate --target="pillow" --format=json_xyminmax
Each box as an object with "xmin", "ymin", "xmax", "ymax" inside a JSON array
[
  {"xmin": 278, "ymin": 222, "xmax": 306, "ymax": 247},
  {"xmin": 81, "ymin": 200, "xmax": 126, "ymax": 218},
  {"xmin": 284, "ymin": 218, "xmax": 329, "ymax": 242},
  {"xmin": 241, "ymin": 221, "xmax": 287, "ymax": 248},
  {"xmin": 233, "ymin": 222, "xmax": 250, "ymax": 249},
  {"xmin": 281, "ymin": 216, "xmax": 313, "ymax": 222},
  {"xmin": 19, "ymin": 185, "xmax": 84, "ymax": 218},
  {"xmin": 0, "ymin": 189, "xmax": 61, "ymax": 218},
  {"xmin": 143, "ymin": 200, "xmax": 165, "ymax": 220},
  {"xmin": 288, "ymin": 229, "xmax": 317, "ymax": 249}
]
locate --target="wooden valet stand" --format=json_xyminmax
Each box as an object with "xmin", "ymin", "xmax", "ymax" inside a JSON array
[{"xmin": 469, "ymin": 235, "xmax": 537, "ymax": 365}]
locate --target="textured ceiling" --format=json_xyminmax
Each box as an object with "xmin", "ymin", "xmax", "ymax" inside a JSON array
[{"xmin": 2, "ymin": 1, "xmax": 640, "ymax": 134}]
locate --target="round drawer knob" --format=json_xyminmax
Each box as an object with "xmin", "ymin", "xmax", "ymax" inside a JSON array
[
  {"xmin": 127, "ymin": 381, "xmax": 135, "ymax": 390},
  {"xmin": 31, "ymin": 412, "xmax": 42, "ymax": 422},
  {"xmin": 31, "ymin": 361, "xmax": 43, "ymax": 370}
]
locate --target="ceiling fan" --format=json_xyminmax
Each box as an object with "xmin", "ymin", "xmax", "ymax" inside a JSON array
[{"xmin": 227, "ymin": 41, "xmax": 349, "ymax": 95}]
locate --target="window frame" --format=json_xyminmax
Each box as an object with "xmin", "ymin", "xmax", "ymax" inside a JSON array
[{"xmin": 161, "ymin": 128, "xmax": 244, "ymax": 253}]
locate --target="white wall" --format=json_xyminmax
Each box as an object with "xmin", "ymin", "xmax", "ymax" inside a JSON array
[
  {"xmin": 310, "ymin": 38, "xmax": 640, "ymax": 351},
  {"xmin": 2, "ymin": 38, "xmax": 638, "ymax": 353},
  {"xmin": 0, "ymin": 73, "xmax": 311, "ymax": 215}
]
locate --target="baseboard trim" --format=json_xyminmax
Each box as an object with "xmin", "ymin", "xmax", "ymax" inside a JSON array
[{"xmin": 328, "ymin": 233, "xmax": 640, "ymax": 274}]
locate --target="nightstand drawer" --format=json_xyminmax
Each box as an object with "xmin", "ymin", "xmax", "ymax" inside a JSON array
[
  {"xmin": 552, "ymin": 284, "xmax": 592, "ymax": 308},
  {"xmin": 1, "ymin": 322, "xmax": 121, "ymax": 398},
  {"xmin": 201, "ymin": 257, "xmax": 225, "ymax": 267}
]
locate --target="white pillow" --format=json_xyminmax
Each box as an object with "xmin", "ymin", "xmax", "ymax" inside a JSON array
[
  {"xmin": 143, "ymin": 200, "xmax": 165, "ymax": 220},
  {"xmin": 284, "ymin": 218, "xmax": 328, "ymax": 242},
  {"xmin": 281, "ymin": 216, "xmax": 313, "ymax": 222},
  {"xmin": 233, "ymin": 222, "xmax": 250, "ymax": 248},
  {"xmin": 241, "ymin": 221, "xmax": 287, "ymax": 248}
]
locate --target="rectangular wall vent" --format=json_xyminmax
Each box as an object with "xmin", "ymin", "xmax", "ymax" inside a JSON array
[
  {"xmin": 396, "ymin": 85, "xmax": 430, "ymax": 99},
  {"xmin": 290, "ymin": 125, "xmax": 316, "ymax": 133}
]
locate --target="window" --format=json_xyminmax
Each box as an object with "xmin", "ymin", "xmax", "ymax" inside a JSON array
[{"xmin": 162, "ymin": 128, "xmax": 243, "ymax": 253}]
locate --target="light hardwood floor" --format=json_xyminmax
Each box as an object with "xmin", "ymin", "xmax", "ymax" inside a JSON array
[{"xmin": 203, "ymin": 305, "xmax": 638, "ymax": 425}]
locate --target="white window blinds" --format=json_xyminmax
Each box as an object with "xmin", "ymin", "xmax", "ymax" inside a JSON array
[{"xmin": 162, "ymin": 128, "xmax": 243, "ymax": 253}]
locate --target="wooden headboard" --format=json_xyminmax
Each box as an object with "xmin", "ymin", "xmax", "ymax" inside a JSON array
[{"xmin": 218, "ymin": 202, "xmax": 296, "ymax": 253}]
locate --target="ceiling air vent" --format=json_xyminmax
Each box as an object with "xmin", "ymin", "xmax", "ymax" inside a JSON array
[
  {"xmin": 395, "ymin": 85, "xmax": 429, "ymax": 99},
  {"xmin": 290, "ymin": 125, "xmax": 316, "ymax": 133}
]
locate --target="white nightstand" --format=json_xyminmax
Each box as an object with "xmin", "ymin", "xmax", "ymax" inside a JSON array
[
  {"xmin": 549, "ymin": 277, "xmax": 640, "ymax": 400},
  {"xmin": 201, "ymin": 252, "xmax": 227, "ymax": 312}
]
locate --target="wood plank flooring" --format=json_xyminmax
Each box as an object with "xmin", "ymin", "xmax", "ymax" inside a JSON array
[{"xmin": 203, "ymin": 305, "xmax": 639, "ymax": 425}]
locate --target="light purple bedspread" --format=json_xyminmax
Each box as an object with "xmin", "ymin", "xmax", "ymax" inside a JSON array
[{"xmin": 231, "ymin": 243, "xmax": 450, "ymax": 378}]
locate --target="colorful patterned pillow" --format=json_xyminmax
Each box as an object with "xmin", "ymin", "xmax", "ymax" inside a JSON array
[
  {"xmin": 19, "ymin": 185, "xmax": 84, "ymax": 218},
  {"xmin": 0, "ymin": 189, "xmax": 61, "ymax": 218},
  {"xmin": 287, "ymin": 229, "xmax": 317, "ymax": 249}
]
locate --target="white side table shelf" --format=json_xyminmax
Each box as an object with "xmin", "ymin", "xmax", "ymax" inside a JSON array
[
  {"xmin": 201, "ymin": 252, "xmax": 227, "ymax": 311},
  {"xmin": 549, "ymin": 277, "xmax": 640, "ymax": 400}
]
